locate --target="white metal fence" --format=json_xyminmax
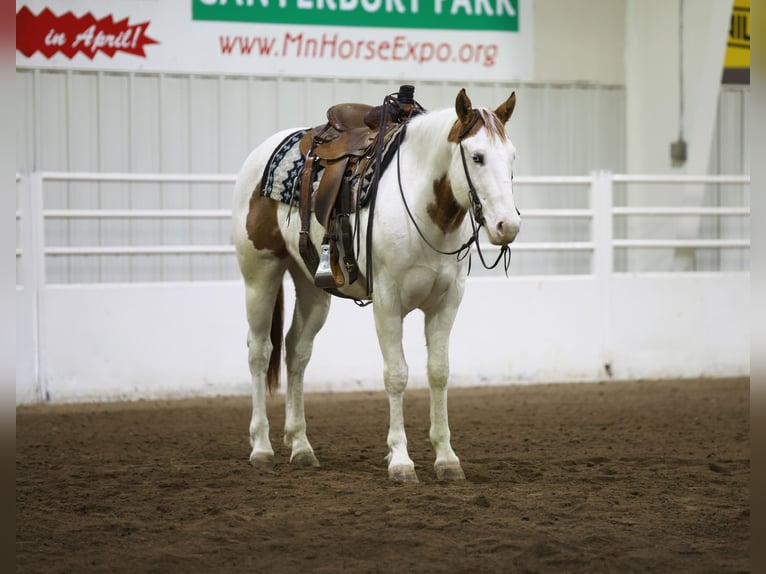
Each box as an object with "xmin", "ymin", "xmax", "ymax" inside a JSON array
[{"xmin": 16, "ymin": 171, "xmax": 751, "ymax": 286}]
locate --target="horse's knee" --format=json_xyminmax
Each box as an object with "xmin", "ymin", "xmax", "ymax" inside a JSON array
[
  {"xmin": 384, "ymin": 365, "xmax": 408, "ymax": 395},
  {"xmin": 247, "ymin": 335, "xmax": 273, "ymax": 371},
  {"xmin": 427, "ymin": 364, "xmax": 449, "ymax": 390}
]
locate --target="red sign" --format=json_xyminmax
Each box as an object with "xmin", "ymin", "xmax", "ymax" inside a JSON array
[{"xmin": 16, "ymin": 6, "xmax": 158, "ymax": 60}]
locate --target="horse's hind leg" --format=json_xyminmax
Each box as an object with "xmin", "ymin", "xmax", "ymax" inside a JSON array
[
  {"xmin": 283, "ymin": 265, "xmax": 331, "ymax": 467},
  {"xmin": 425, "ymin": 296, "xmax": 465, "ymax": 480},
  {"xmin": 243, "ymin": 259, "xmax": 287, "ymax": 470}
]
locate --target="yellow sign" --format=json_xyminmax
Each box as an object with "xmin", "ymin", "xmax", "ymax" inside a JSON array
[{"xmin": 723, "ymin": 0, "xmax": 749, "ymax": 82}]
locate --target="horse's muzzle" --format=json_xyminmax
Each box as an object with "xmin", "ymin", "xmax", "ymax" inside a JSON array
[{"xmin": 489, "ymin": 217, "xmax": 521, "ymax": 245}]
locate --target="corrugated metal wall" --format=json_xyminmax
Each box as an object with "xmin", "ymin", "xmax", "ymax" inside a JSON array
[
  {"xmin": 15, "ymin": 68, "xmax": 748, "ymax": 283},
  {"xmin": 704, "ymin": 86, "xmax": 750, "ymax": 272}
]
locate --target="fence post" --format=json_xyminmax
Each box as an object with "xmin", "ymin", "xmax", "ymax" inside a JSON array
[
  {"xmin": 28, "ymin": 172, "xmax": 48, "ymax": 401},
  {"xmin": 592, "ymin": 171, "xmax": 614, "ymax": 378}
]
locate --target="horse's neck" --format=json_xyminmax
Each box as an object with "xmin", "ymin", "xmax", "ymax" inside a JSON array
[{"xmin": 402, "ymin": 109, "xmax": 454, "ymax": 171}]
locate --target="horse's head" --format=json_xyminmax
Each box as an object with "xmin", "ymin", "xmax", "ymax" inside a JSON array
[{"xmin": 448, "ymin": 89, "xmax": 521, "ymax": 246}]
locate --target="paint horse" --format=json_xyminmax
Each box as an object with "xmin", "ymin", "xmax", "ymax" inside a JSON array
[{"xmin": 232, "ymin": 89, "xmax": 521, "ymax": 481}]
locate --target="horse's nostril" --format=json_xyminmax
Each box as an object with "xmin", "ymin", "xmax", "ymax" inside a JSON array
[{"xmin": 496, "ymin": 219, "xmax": 520, "ymax": 241}]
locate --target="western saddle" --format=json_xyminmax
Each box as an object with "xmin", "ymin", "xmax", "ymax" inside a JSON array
[{"xmin": 296, "ymin": 85, "xmax": 422, "ymax": 295}]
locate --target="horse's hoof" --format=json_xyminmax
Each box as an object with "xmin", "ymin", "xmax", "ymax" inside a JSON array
[
  {"xmin": 435, "ymin": 463, "xmax": 466, "ymax": 481},
  {"xmin": 291, "ymin": 451, "xmax": 320, "ymax": 468},
  {"xmin": 250, "ymin": 452, "xmax": 276, "ymax": 471},
  {"xmin": 389, "ymin": 465, "xmax": 419, "ymax": 482}
]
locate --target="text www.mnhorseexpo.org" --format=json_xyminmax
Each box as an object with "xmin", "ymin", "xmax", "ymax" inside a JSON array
[{"xmin": 219, "ymin": 32, "xmax": 499, "ymax": 67}]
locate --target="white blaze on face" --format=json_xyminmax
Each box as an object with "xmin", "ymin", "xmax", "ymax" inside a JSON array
[{"xmin": 458, "ymin": 122, "xmax": 521, "ymax": 246}]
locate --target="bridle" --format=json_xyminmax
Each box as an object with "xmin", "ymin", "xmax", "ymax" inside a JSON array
[{"xmin": 397, "ymin": 109, "xmax": 514, "ymax": 274}]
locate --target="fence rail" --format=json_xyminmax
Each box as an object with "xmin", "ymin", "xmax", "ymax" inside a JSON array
[
  {"xmin": 43, "ymin": 209, "xmax": 232, "ymax": 220},
  {"xmin": 40, "ymin": 172, "xmax": 236, "ymax": 184}
]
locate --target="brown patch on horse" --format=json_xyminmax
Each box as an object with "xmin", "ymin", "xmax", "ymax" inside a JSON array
[
  {"xmin": 428, "ymin": 176, "xmax": 467, "ymax": 233},
  {"xmin": 246, "ymin": 183, "xmax": 288, "ymax": 258}
]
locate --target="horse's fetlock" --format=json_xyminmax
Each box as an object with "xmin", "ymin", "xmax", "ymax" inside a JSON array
[
  {"xmin": 283, "ymin": 423, "xmax": 304, "ymax": 443},
  {"xmin": 430, "ymin": 429, "xmax": 451, "ymax": 447}
]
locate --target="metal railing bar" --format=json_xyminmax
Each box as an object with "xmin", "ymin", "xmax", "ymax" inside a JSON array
[
  {"xmin": 612, "ymin": 174, "xmax": 750, "ymax": 185},
  {"xmin": 514, "ymin": 176, "xmax": 593, "ymax": 185},
  {"xmin": 41, "ymin": 172, "xmax": 237, "ymax": 184},
  {"xmin": 45, "ymin": 245, "xmax": 236, "ymax": 256},
  {"xmin": 613, "ymin": 207, "xmax": 750, "ymax": 216},
  {"xmin": 614, "ymin": 239, "xmax": 750, "ymax": 249},
  {"xmin": 520, "ymin": 209, "xmax": 594, "ymax": 218},
  {"xmin": 43, "ymin": 209, "xmax": 232, "ymax": 219}
]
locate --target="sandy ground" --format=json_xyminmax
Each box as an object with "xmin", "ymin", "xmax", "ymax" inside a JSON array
[{"xmin": 17, "ymin": 378, "xmax": 749, "ymax": 573}]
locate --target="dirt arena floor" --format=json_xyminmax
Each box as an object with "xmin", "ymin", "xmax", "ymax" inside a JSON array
[{"xmin": 17, "ymin": 378, "xmax": 749, "ymax": 573}]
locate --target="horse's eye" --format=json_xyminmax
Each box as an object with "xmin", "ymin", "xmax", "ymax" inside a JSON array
[{"xmin": 471, "ymin": 153, "xmax": 484, "ymax": 165}]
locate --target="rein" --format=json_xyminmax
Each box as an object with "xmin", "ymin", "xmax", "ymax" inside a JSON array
[
  {"xmin": 362, "ymin": 93, "xmax": 424, "ymax": 298},
  {"xmin": 397, "ymin": 110, "xmax": 512, "ymax": 275}
]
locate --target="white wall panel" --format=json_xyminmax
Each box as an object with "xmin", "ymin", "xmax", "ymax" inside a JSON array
[
  {"xmin": 33, "ymin": 273, "xmax": 748, "ymax": 404},
  {"xmin": 706, "ymin": 87, "xmax": 749, "ymax": 272},
  {"xmin": 130, "ymin": 75, "xmax": 163, "ymax": 172},
  {"xmin": 99, "ymin": 79, "xmax": 132, "ymax": 280},
  {"xmin": 37, "ymin": 72, "xmax": 68, "ymax": 170},
  {"xmin": 16, "ymin": 71, "xmax": 35, "ymax": 174},
  {"xmin": 219, "ymin": 76, "xmax": 253, "ymax": 174}
]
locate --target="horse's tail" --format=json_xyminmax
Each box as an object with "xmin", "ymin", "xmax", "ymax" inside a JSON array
[{"xmin": 267, "ymin": 285, "xmax": 284, "ymax": 394}]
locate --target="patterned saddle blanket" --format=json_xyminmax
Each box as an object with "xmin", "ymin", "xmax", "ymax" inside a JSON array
[{"xmin": 259, "ymin": 125, "xmax": 403, "ymax": 217}]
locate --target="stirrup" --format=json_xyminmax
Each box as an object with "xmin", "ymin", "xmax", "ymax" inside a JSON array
[{"xmin": 314, "ymin": 243, "xmax": 345, "ymax": 289}]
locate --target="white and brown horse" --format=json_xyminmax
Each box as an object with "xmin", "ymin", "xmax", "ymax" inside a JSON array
[{"xmin": 232, "ymin": 89, "xmax": 520, "ymax": 481}]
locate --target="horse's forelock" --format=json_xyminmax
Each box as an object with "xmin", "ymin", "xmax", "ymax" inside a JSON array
[{"xmin": 478, "ymin": 108, "xmax": 507, "ymax": 141}]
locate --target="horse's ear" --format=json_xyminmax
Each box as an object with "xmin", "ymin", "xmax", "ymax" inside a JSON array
[
  {"xmin": 455, "ymin": 88, "xmax": 473, "ymax": 125},
  {"xmin": 494, "ymin": 92, "xmax": 516, "ymax": 124}
]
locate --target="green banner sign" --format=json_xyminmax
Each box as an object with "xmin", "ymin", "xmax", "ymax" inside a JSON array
[{"xmin": 192, "ymin": 0, "xmax": 519, "ymax": 32}]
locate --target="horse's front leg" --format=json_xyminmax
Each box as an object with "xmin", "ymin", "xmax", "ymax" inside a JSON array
[
  {"xmin": 373, "ymin": 302, "xmax": 418, "ymax": 482},
  {"xmin": 425, "ymin": 295, "xmax": 465, "ymax": 480}
]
